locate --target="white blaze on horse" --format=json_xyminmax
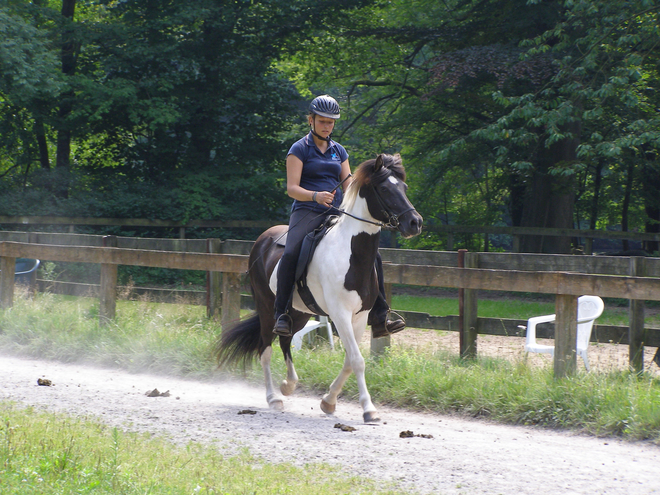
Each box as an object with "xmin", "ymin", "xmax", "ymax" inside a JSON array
[{"xmin": 215, "ymin": 153, "xmax": 423, "ymax": 423}]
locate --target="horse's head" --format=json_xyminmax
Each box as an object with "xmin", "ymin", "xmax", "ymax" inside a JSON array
[{"xmin": 350, "ymin": 153, "xmax": 423, "ymax": 238}]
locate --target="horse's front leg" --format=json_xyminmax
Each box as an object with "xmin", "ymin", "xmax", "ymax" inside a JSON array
[
  {"xmin": 278, "ymin": 339, "xmax": 299, "ymax": 396},
  {"xmin": 320, "ymin": 352, "xmax": 353, "ymax": 415},
  {"xmin": 260, "ymin": 346, "xmax": 284, "ymax": 410},
  {"xmin": 320, "ymin": 313, "xmax": 379, "ymax": 423}
]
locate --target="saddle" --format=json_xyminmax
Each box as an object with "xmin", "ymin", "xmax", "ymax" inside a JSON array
[{"xmin": 291, "ymin": 216, "xmax": 338, "ymax": 316}]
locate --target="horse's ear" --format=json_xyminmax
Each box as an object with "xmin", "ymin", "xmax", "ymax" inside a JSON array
[{"xmin": 374, "ymin": 154, "xmax": 384, "ymax": 172}]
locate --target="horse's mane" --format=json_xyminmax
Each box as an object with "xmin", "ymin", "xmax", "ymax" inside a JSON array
[{"xmin": 340, "ymin": 153, "xmax": 405, "ymax": 212}]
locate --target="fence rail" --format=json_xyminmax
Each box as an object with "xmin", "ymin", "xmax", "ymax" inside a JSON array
[
  {"xmin": 2, "ymin": 216, "xmax": 659, "ymax": 252},
  {"xmin": 1, "ymin": 231, "xmax": 660, "ymax": 377}
]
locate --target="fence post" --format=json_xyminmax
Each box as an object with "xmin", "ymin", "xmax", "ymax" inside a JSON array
[
  {"xmin": 554, "ymin": 294, "xmax": 578, "ymax": 377},
  {"xmin": 446, "ymin": 233, "xmax": 454, "ymax": 251},
  {"xmin": 629, "ymin": 257, "xmax": 646, "ymax": 372},
  {"xmin": 584, "ymin": 237, "xmax": 593, "ymax": 255},
  {"xmin": 99, "ymin": 235, "xmax": 118, "ymax": 324},
  {"xmin": 207, "ymin": 239, "xmax": 222, "ymax": 319},
  {"xmin": 0, "ymin": 256, "xmax": 16, "ymax": 309},
  {"xmin": 512, "ymin": 235, "xmax": 520, "ymax": 253},
  {"xmin": 221, "ymin": 272, "xmax": 242, "ymax": 329},
  {"xmin": 459, "ymin": 250, "xmax": 478, "ymax": 359}
]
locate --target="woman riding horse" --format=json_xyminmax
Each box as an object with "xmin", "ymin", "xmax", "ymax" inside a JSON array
[{"xmin": 273, "ymin": 94, "xmax": 405, "ymax": 339}]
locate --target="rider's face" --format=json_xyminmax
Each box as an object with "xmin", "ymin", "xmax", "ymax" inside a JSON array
[{"xmin": 309, "ymin": 115, "xmax": 336, "ymax": 138}]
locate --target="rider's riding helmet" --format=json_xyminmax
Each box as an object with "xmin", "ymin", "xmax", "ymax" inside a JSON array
[{"xmin": 309, "ymin": 95, "xmax": 341, "ymax": 119}]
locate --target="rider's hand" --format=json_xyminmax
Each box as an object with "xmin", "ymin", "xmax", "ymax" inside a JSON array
[{"xmin": 315, "ymin": 191, "xmax": 335, "ymax": 207}]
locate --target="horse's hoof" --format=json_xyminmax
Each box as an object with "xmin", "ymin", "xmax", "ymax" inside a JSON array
[
  {"xmin": 363, "ymin": 411, "xmax": 381, "ymax": 423},
  {"xmin": 280, "ymin": 380, "xmax": 296, "ymax": 396},
  {"xmin": 269, "ymin": 400, "xmax": 284, "ymax": 411},
  {"xmin": 320, "ymin": 399, "xmax": 336, "ymax": 415}
]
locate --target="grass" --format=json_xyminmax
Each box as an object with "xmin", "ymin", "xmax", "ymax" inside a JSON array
[
  {"xmin": 392, "ymin": 292, "xmax": 660, "ymax": 327},
  {"xmin": 292, "ymin": 347, "xmax": 660, "ymax": 441},
  {"xmin": 1, "ymin": 290, "xmax": 659, "ymax": 448},
  {"xmin": 0, "ymin": 403, "xmax": 403, "ymax": 494},
  {"xmin": 0, "ymin": 292, "xmax": 226, "ymax": 380}
]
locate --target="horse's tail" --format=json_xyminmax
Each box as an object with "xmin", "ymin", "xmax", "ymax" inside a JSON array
[{"xmin": 214, "ymin": 314, "xmax": 263, "ymax": 368}]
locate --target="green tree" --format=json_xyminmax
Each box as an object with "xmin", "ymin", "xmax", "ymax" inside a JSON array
[
  {"xmin": 0, "ymin": 0, "xmax": 373, "ymax": 228},
  {"xmin": 284, "ymin": 0, "xmax": 660, "ymax": 254},
  {"xmin": 0, "ymin": 6, "xmax": 63, "ymax": 179}
]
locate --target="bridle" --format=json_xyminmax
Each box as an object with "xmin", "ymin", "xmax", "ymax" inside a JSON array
[
  {"xmin": 368, "ymin": 179, "xmax": 417, "ymax": 229},
  {"xmin": 331, "ymin": 173, "xmax": 417, "ymax": 230}
]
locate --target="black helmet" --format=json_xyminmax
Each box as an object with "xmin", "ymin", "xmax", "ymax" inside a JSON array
[{"xmin": 309, "ymin": 95, "xmax": 340, "ymax": 119}]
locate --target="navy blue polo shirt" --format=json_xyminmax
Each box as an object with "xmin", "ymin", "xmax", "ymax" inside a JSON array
[{"xmin": 287, "ymin": 132, "xmax": 349, "ymax": 213}]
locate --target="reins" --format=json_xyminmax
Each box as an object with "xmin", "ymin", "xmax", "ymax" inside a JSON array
[
  {"xmin": 246, "ymin": 175, "xmax": 353, "ymax": 274},
  {"xmin": 245, "ymin": 171, "xmax": 417, "ymax": 275},
  {"xmin": 329, "ymin": 204, "xmax": 415, "ymax": 229}
]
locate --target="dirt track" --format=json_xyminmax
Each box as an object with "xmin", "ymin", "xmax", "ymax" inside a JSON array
[{"xmin": 1, "ymin": 354, "xmax": 659, "ymax": 495}]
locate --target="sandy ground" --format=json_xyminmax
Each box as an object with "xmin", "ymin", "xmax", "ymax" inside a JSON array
[
  {"xmin": 2, "ymin": 352, "xmax": 659, "ymax": 495},
  {"xmin": 394, "ymin": 329, "xmax": 660, "ymax": 376}
]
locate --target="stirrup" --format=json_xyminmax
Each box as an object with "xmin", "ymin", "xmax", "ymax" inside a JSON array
[
  {"xmin": 371, "ymin": 311, "xmax": 406, "ymax": 339},
  {"xmin": 273, "ymin": 313, "xmax": 293, "ymax": 337}
]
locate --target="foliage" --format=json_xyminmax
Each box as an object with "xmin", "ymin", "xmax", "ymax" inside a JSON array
[
  {"xmin": 0, "ymin": 0, "xmax": 373, "ymax": 224},
  {"xmin": 282, "ymin": 0, "xmax": 660, "ymax": 252},
  {"xmin": 2, "ymin": 1, "xmax": 660, "ymax": 253}
]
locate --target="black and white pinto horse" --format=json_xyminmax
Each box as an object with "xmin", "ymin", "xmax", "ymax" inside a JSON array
[{"xmin": 215, "ymin": 153, "xmax": 423, "ymax": 422}]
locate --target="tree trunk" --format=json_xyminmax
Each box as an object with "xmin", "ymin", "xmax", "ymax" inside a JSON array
[
  {"xmin": 55, "ymin": 0, "xmax": 77, "ymax": 171},
  {"xmin": 518, "ymin": 125, "xmax": 580, "ymax": 254},
  {"xmin": 589, "ymin": 160, "xmax": 603, "ymax": 230},
  {"xmin": 621, "ymin": 161, "xmax": 635, "ymax": 252},
  {"xmin": 508, "ymin": 169, "xmax": 526, "ymax": 228},
  {"xmin": 34, "ymin": 117, "xmax": 50, "ymax": 170},
  {"xmin": 641, "ymin": 153, "xmax": 660, "ymax": 254}
]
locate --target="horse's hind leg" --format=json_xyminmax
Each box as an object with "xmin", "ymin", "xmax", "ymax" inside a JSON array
[
  {"xmin": 278, "ymin": 337, "xmax": 299, "ymax": 396},
  {"xmin": 260, "ymin": 346, "xmax": 284, "ymax": 410}
]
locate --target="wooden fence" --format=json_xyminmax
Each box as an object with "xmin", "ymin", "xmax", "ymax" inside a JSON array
[
  {"xmin": 1, "ymin": 230, "xmax": 660, "ymax": 377},
  {"xmin": 2, "ymin": 215, "xmax": 660, "ymax": 253}
]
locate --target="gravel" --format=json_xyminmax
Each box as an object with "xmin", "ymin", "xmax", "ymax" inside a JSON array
[{"xmin": 1, "ymin": 354, "xmax": 659, "ymax": 495}]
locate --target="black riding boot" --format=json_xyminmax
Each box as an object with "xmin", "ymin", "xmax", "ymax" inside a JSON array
[
  {"xmin": 273, "ymin": 251, "xmax": 297, "ymax": 337},
  {"xmin": 273, "ymin": 210, "xmax": 329, "ymax": 337},
  {"xmin": 368, "ymin": 253, "xmax": 406, "ymax": 338}
]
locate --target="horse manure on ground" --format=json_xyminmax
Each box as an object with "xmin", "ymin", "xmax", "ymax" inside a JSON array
[
  {"xmin": 237, "ymin": 409, "xmax": 257, "ymax": 415},
  {"xmin": 37, "ymin": 377, "xmax": 53, "ymax": 386},
  {"xmin": 334, "ymin": 423, "xmax": 356, "ymax": 432},
  {"xmin": 145, "ymin": 388, "xmax": 170, "ymax": 397},
  {"xmin": 400, "ymin": 430, "xmax": 434, "ymax": 439}
]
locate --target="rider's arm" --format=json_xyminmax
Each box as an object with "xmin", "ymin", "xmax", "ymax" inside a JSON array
[
  {"xmin": 286, "ymin": 154, "xmax": 335, "ymax": 207},
  {"xmin": 339, "ymin": 159, "xmax": 353, "ymax": 191}
]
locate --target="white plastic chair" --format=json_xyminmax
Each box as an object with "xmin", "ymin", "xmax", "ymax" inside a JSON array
[
  {"xmin": 522, "ymin": 295, "xmax": 604, "ymax": 371},
  {"xmin": 291, "ymin": 316, "xmax": 334, "ymax": 351}
]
